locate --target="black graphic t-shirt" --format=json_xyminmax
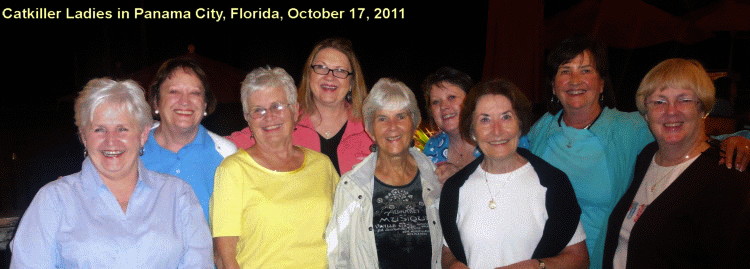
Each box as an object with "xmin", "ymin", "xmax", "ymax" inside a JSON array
[{"xmin": 372, "ymin": 171, "xmax": 431, "ymax": 269}]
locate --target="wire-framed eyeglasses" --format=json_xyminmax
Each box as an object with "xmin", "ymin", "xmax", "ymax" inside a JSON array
[
  {"xmin": 644, "ymin": 97, "xmax": 700, "ymax": 112},
  {"xmin": 248, "ymin": 102, "xmax": 292, "ymax": 119}
]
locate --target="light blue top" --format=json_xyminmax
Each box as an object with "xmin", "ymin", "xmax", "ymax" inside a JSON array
[
  {"xmin": 10, "ymin": 158, "xmax": 213, "ymax": 269},
  {"xmin": 527, "ymin": 107, "xmax": 653, "ymax": 269},
  {"xmin": 423, "ymin": 131, "xmax": 529, "ymax": 164},
  {"xmin": 142, "ymin": 124, "xmax": 228, "ymax": 221}
]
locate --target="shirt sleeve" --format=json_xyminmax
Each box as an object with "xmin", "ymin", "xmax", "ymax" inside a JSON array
[
  {"xmin": 711, "ymin": 129, "xmax": 750, "ymax": 141},
  {"xmin": 10, "ymin": 184, "xmax": 63, "ymax": 268},
  {"xmin": 633, "ymin": 118, "xmax": 656, "ymax": 153},
  {"xmin": 210, "ymin": 157, "xmax": 244, "ymax": 237},
  {"xmin": 325, "ymin": 176, "xmax": 353, "ymax": 269},
  {"xmin": 224, "ymin": 127, "xmax": 255, "ymax": 150},
  {"xmin": 566, "ymin": 221, "xmax": 587, "ymax": 246},
  {"xmin": 177, "ymin": 181, "xmax": 214, "ymax": 268}
]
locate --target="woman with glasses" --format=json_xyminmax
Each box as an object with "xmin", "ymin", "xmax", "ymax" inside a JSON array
[
  {"xmin": 211, "ymin": 67, "xmax": 339, "ymax": 268},
  {"xmin": 228, "ymin": 37, "xmax": 372, "ymax": 175},
  {"xmin": 602, "ymin": 59, "xmax": 750, "ymax": 268},
  {"xmin": 527, "ymin": 36, "xmax": 750, "ymax": 268}
]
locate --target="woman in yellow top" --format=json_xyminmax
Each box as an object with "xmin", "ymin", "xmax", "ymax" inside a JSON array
[{"xmin": 211, "ymin": 66, "xmax": 339, "ymax": 268}]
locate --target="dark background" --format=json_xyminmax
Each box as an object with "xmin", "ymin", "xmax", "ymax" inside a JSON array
[
  {"xmin": 2, "ymin": 0, "xmax": 749, "ymax": 266},
  {"xmin": 1, "ymin": 0, "xmax": 748, "ymax": 215}
]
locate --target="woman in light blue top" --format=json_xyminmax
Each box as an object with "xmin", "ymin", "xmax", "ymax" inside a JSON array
[
  {"xmin": 527, "ymin": 36, "xmax": 750, "ymax": 269},
  {"xmin": 10, "ymin": 78, "xmax": 213, "ymax": 268},
  {"xmin": 141, "ymin": 57, "xmax": 236, "ymax": 221}
]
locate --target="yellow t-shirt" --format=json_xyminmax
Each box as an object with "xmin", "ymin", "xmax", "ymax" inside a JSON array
[{"xmin": 210, "ymin": 147, "xmax": 339, "ymax": 268}]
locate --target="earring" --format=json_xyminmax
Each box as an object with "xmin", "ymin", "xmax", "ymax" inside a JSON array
[
  {"xmin": 203, "ymin": 111, "xmax": 208, "ymax": 117},
  {"xmin": 550, "ymin": 95, "xmax": 559, "ymax": 104},
  {"xmin": 83, "ymin": 149, "xmax": 88, "ymax": 158},
  {"xmin": 139, "ymin": 147, "xmax": 144, "ymax": 156},
  {"xmin": 600, "ymin": 93, "xmax": 604, "ymax": 102},
  {"xmin": 471, "ymin": 135, "xmax": 477, "ymax": 142},
  {"xmin": 702, "ymin": 113, "xmax": 709, "ymax": 119},
  {"xmin": 370, "ymin": 144, "xmax": 378, "ymax": 152},
  {"xmin": 345, "ymin": 90, "xmax": 353, "ymax": 103},
  {"xmin": 155, "ymin": 110, "xmax": 159, "ymax": 115}
]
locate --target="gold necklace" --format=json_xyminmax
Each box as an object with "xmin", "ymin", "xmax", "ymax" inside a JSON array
[
  {"xmin": 648, "ymin": 164, "xmax": 678, "ymax": 193},
  {"xmin": 649, "ymin": 144, "xmax": 705, "ymax": 192},
  {"xmin": 482, "ymin": 165, "xmax": 513, "ymax": 209}
]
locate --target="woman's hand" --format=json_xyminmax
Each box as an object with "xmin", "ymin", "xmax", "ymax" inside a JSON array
[
  {"xmin": 436, "ymin": 162, "xmax": 461, "ymax": 184},
  {"xmin": 442, "ymin": 246, "xmax": 469, "ymax": 269},
  {"xmin": 720, "ymin": 136, "xmax": 750, "ymax": 172},
  {"xmin": 214, "ymin": 236, "xmax": 240, "ymax": 269},
  {"xmin": 496, "ymin": 241, "xmax": 588, "ymax": 269},
  {"xmin": 494, "ymin": 259, "xmax": 540, "ymax": 269},
  {"xmin": 450, "ymin": 262, "xmax": 470, "ymax": 269}
]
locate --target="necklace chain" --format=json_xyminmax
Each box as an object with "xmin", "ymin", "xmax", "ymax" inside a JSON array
[
  {"xmin": 649, "ymin": 151, "xmax": 699, "ymax": 193},
  {"xmin": 648, "ymin": 165, "xmax": 678, "ymax": 192},
  {"xmin": 482, "ymin": 166, "xmax": 513, "ymax": 209}
]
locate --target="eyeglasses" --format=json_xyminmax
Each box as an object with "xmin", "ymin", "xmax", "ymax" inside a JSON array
[
  {"xmin": 248, "ymin": 102, "xmax": 291, "ymax": 119},
  {"xmin": 644, "ymin": 97, "xmax": 700, "ymax": 112},
  {"xmin": 311, "ymin": 65, "xmax": 353, "ymax": 79}
]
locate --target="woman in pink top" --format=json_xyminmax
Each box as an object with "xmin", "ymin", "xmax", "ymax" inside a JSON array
[{"xmin": 227, "ymin": 37, "xmax": 372, "ymax": 175}]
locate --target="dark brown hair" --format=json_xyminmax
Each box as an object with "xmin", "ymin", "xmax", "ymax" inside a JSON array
[
  {"xmin": 459, "ymin": 78, "xmax": 533, "ymax": 144},
  {"xmin": 421, "ymin": 66, "xmax": 474, "ymax": 127},
  {"xmin": 148, "ymin": 57, "xmax": 216, "ymax": 118},
  {"xmin": 546, "ymin": 36, "xmax": 615, "ymax": 113}
]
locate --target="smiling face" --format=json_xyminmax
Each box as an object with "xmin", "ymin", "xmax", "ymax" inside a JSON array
[
  {"xmin": 371, "ymin": 108, "xmax": 415, "ymax": 158},
  {"xmin": 472, "ymin": 94, "xmax": 521, "ymax": 162},
  {"xmin": 156, "ymin": 68, "xmax": 207, "ymax": 132},
  {"xmin": 245, "ymin": 87, "xmax": 299, "ymax": 145},
  {"xmin": 429, "ymin": 82, "xmax": 466, "ymax": 135},
  {"xmin": 553, "ymin": 50, "xmax": 605, "ymax": 113},
  {"xmin": 82, "ymin": 102, "xmax": 148, "ymax": 182},
  {"xmin": 645, "ymin": 87, "xmax": 705, "ymax": 148},
  {"xmin": 309, "ymin": 48, "xmax": 352, "ymax": 107}
]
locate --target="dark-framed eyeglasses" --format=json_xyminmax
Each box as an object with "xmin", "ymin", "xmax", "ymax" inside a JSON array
[
  {"xmin": 248, "ymin": 102, "xmax": 291, "ymax": 119},
  {"xmin": 311, "ymin": 65, "xmax": 353, "ymax": 79}
]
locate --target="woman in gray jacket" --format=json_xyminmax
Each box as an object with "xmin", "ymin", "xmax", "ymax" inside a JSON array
[{"xmin": 325, "ymin": 78, "xmax": 443, "ymax": 269}]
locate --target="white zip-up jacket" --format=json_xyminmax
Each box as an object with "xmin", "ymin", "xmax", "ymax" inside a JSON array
[{"xmin": 325, "ymin": 147, "xmax": 443, "ymax": 268}]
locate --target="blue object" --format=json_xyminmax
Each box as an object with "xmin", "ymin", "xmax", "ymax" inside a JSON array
[
  {"xmin": 10, "ymin": 159, "xmax": 212, "ymax": 268},
  {"xmin": 142, "ymin": 125, "xmax": 225, "ymax": 221}
]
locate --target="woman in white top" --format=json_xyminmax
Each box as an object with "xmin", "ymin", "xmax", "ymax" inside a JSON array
[{"xmin": 440, "ymin": 78, "xmax": 588, "ymax": 269}]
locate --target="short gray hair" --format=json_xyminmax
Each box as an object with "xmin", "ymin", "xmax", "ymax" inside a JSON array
[
  {"xmin": 240, "ymin": 66, "xmax": 297, "ymax": 115},
  {"xmin": 74, "ymin": 78, "xmax": 152, "ymax": 132},
  {"xmin": 363, "ymin": 78, "xmax": 421, "ymax": 134}
]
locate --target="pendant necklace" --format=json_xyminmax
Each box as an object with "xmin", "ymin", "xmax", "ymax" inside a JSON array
[
  {"xmin": 648, "ymin": 165, "xmax": 678, "ymax": 193},
  {"xmin": 649, "ymin": 148, "xmax": 701, "ymax": 193},
  {"xmin": 563, "ymin": 126, "xmax": 592, "ymax": 149},
  {"xmin": 558, "ymin": 111, "xmax": 599, "ymax": 148},
  {"xmin": 482, "ymin": 165, "xmax": 513, "ymax": 209}
]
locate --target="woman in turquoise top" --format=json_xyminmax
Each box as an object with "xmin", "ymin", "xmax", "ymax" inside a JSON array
[{"xmin": 527, "ymin": 36, "xmax": 750, "ymax": 269}]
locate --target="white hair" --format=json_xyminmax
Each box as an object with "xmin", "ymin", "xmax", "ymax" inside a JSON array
[
  {"xmin": 240, "ymin": 66, "xmax": 297, "ymax": 114},
  {"xmin": 74, "ymin": 78, "xmax": 152, "ymax": 132},
  {"xmin": 362, "ymin": 78, "xmax": 421, "ymax": 134}
]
